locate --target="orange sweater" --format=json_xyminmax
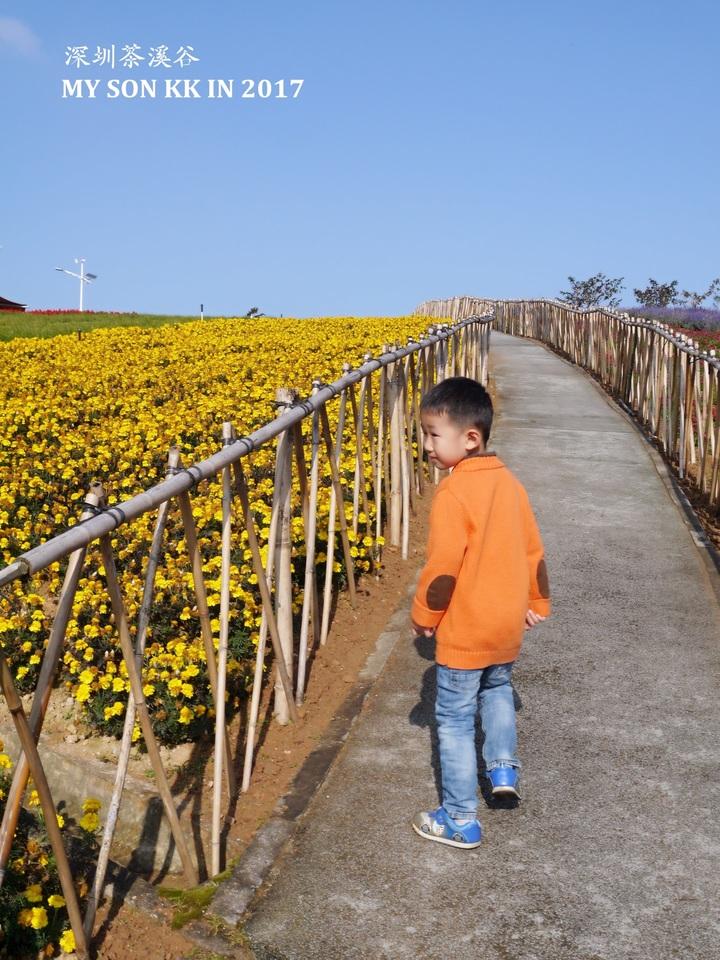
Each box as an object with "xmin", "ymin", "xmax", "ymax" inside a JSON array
[{"xmin": 411, "ymin": 453, "xmax": 550, "ymax": 669}]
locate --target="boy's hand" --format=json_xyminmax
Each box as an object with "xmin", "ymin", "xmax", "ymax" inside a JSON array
[
  {"xmin": 412, "ymin": 621, "xmax": 435, "ymax": 638},
  {"xmin": 525, "ymin": 609, "xmax": 546, "ymax": 630}
]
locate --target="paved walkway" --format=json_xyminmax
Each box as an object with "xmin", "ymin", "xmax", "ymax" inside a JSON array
[{"xmin": 245, "ymin": 332, "xmax": 720, "ymax": 960}]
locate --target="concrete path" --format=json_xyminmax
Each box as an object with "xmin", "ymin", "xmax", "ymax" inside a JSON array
[{"xmin": 245, "ymin": 332, "xmax": 720, "ymax": 960}]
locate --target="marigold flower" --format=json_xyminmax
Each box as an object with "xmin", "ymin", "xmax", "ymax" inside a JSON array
[
  {"xmin": 30, "ymin": 906, "xmax": 49, "ymax": 929},
  {"xmin": 59, "ymin": 929, "xmax": 76, "ymax": 954},
  {"xmin": 79, "ymin": 811, "xmax": 100, "ymax": 832}
]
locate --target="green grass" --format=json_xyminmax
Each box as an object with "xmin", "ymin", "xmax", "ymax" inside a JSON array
[
  {"xmin": 0, "ymin": 310, "xmax": 229, "ymax": 341},
  {"xmin": 159, "ymin": 862, "xmax": 235, "ymax": 929}
]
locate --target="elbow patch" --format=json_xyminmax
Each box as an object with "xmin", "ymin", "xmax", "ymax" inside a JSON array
[
  {"xmin": 426, "ymin": 575, "xmax": 456, "ymax": 610},
  {"xmin": 537, "ymin": 559, "xmax": 550, "ymax": 598}
]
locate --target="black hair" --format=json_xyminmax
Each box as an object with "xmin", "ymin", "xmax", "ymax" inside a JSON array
[{"xmin": 420, "ymin": 376, "xmax": 493, "ymax": 444}]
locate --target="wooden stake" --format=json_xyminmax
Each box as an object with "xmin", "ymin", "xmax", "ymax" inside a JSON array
[
  {"xmin": 99, "ymin": 528, "xmax": 198, "ymax": 885},
  {"xmin": 293, "ymin": 417, "xmax": 320, "ymax": 649},
  {"xmin": 236, "ymin": 454, "xmax": 287, "ymax": 793},
  {"xmin": 231, "ymin": 458, "xmax": 298, "ymax": 728},
  {"xmin": 272, "ymin": 390, "xmax": 296, "ymax": 725},
  {"xmin": 0, "ymin": 490, "xmax": 100, "ymax": 884},
  {"xmin": 319, "ymin": 403, "xmax": 357, "ymax": 610},
  {"xmin": 295, "ymin": 403, "xmax": 320, "ymax": 705},
  {"xmin": 85, "ymin": 453, "xmax": 177, "ymax": 937},
  {"xmin": 389, "ymin": 363, "xmax": 403, "ymax": 547},
  {"xmin": 210, "ymin": 423, "xmax": 234, "ymax": 875},
  {"xmin": 176, "ymin": 476, "xmax": 236, "ymax": 795},
  {"xmin": 320, "ymin": 382, "xmax": 349, "ymax": 645},
  {"xmin": 0, "ymin": 656, "xmax": 89, "ymax": 959}
]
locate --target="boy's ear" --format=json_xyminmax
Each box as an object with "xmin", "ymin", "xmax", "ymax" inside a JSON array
[{"xmin": 464, "ymin": 428, "xmax": 484, "ymax": 451}]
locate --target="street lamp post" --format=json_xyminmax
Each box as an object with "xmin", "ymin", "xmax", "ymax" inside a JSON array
[{"xmin": 55, "ymin": 258, "xmax": 98, "ymax": 311}]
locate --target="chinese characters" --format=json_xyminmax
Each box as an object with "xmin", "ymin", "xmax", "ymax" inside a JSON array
[{"xmin": 64, "ymin": 44, "xmax": 200, "ymax": 70}]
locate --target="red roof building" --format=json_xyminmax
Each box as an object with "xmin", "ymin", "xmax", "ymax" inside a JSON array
[{"xmin": 0, "ymin": 296, "xmax": 26, "ymax": 312}]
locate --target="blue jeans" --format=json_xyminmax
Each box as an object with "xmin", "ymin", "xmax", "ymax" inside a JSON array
[{"xmin": 435, "ymin": 662, "xmax": 519, "ymax": 820}]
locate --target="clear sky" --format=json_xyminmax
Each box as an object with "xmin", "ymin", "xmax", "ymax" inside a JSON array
[{"xmin": 1, "ymin": 0, "xmax": 718, "ymax": 316}]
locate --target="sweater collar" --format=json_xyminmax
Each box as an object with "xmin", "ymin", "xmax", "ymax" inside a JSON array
[{"xmin": 450, "ymin": 452, "xmax": 504, "ymax": 472}]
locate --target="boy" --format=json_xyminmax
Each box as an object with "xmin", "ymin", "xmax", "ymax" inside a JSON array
[{"xmin": 410, "ymin": 376, "xmax": 550, "ymax": 849}]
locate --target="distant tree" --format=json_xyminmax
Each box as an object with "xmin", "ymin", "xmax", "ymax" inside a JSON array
[
  {"xmin": 558, "ymin": 273, "xmax": 625, "ymax": 309},
  {"xmin": 679, "ymin": 278, "xmax": 720, "ymax": 308},
  {"xmin": 633, "ymin": 279, "xmax": 681, "ymax": 308},
  {"xmin": 244, "ymin": 307, "xmax": 265, "ymax": 318}
]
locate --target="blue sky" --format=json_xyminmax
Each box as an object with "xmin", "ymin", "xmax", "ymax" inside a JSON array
[{"xmin": 1, "ymin": 0, "xmax": 718, "ymax": 315}]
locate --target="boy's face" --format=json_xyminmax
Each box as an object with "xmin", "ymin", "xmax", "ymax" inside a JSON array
[{"xmin": 420, "ymin": 410, "xmax": 484, "ymax": 470}]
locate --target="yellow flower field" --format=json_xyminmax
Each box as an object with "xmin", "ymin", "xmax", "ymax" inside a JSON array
[{"xmin": 0, "ymin": 316, "xmax": 427, "ymax": 741}]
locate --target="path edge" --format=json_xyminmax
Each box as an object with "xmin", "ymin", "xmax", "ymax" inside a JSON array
[{"xmin": 207, "ymin": 580, "xmax": 417, "ymax": 929}]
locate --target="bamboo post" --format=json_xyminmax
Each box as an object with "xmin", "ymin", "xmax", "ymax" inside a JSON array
[
  {"xmin": 0, "ymin": 656, "xmax": 89, "ymax": 959},
  {"xmin": 239, "ymin": 534, "xmax": 272, "ymax": 791},
  {"xmin": 320, "ymin": 380, "xmax": 349, "ymax": 645},
  {"xmin": 684, "ymin": 354, "xmax": 696, "ymax": 470},
  {"xmin": 319, "ymin": 403, "xmax": 357, "ymax": 610},
  {"xmin": 296, "ymin": 397, "xmax": 321, "ymax": 706},
  {"xmin": 0, "ymin": 490, "xmax": 101, "ymax": 885},
  {"xmin": 210, "ymin": 423, "xmax": 234, "ymax": 875},
  {"xmin": 362, "ymin": 354, "xmax": 377, "ymax": 505},
  {"xmin": 293, "ymin": 419, "xmax": 320, "ymax": 649},
  {"xmin": 98, "ymin": 518, "xmax": 198, "ymax": 885},
  {"xmin": 84, "ymin": 452, "xmax": 177, "ymax": 937},
  {"xmin": 699, "ymin": 364, "xmax": 716, "ymax": 493},
  {"xmin": 708, "ymin": 375, "xmax": 720, "ymax": 503},
  {"xmin": 389, "ymin": 363, "xmax": 403, "ymax": 548},
  {"xmin": 175, "ymin": 472, "xmax": 236, "ymax": 794},
  {"xmin": 375, "ymin": 355, "xmax": 387, "ymax": 558},
  {"xmin": 349, "ymin": 381, "xmax": 371, "ymax": 538},
  {"xmin": 402, "ymin": 352, "xmax": 417, "ymax": 509},
  {"xmin": 409, "ymin": 352, "xmax": 424, "ymax": 497},
  {"xmin": 234, "ymin": 460, "xmax": 299, "ymax": 721},
  {"xmin": 272, "ymin": 389, "xmax": 296, "ymax": 726},
  {"xmin": 235, "ymin": 454, "xmax": 298, "ymax": 792},
  {"xmin": 399, "ymin": 360, "xmax": 411, "ymax": 560}
]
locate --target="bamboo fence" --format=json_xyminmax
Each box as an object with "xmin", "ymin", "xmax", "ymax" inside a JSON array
[
  {"xmin": 493, "ymin": 300, "xmax": 720, "ymax": 506},
  {"xmin": 416, "ymin": 296, "xmax": 495, "ymax": 323},
  {"xmin": 0, "ymin": 313, "xmax": 492, "ymax": 955},
  {"xmin": 416, "ymin": 297, "xmax": 720, "ymax": 511}
]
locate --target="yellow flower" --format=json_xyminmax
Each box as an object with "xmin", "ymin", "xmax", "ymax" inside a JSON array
[
  {"xmin": 167, "ymin": 677, "xmax": 183, "ymax": 696},
  {"xmin": 56, "ymin": 813, "xmax": 65, "ymax": 828},
  {"xmin": 48, "ymin": 893, "xmax": 66, "ymax": 908},
  {"xmin": 23, "ymin": 883, "xmax": 43, "ymax": 902},
  {"xmin": 178, "ymin": 706, "xmax": 193, "ymax": 724},
  {"xmin": 59, "ymin": 929, "xmax": 76, "ymax": 954},
  {"xmin": 28, "ymin": 789, "xmax": 40, "ymax": 807},
  {"xmin": 181, "ymin": 682, "xmax": 194, "ymax": 697},
  {"xmin": 0, "ymin": 753, "xmax": 12, "ymax": 769},
  {"xmin": 112, "ymin": 676, "xmax": 126, "ymax": 692},
  {"xmin": 75, "ymin": 683, "xmax": 91, "ymax": 702},
  {"xmin": 79, "ymin": 811, "xmax": 100, "ymax": 832},
  {"xmin": 30, "ymin": 906, "xmax": 49, "ymax": 929},
  {"xmin": 82, "ymin": 797, "xmax": 102, "ymax": 813},
  {"xmin": 142, "ymin": 683, "xmax": 155, "ymax": 696},
  {"xmin": 18, "ymin": 907, "xmax": 33, "ymax": 926}
]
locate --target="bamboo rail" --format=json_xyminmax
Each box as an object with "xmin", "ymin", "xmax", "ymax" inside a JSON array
[
  {"xmin": 0, "ymin": 314, "xmax": 493, "ymax": 949},
  {"xmin": 419, "ymin": 298, "xmax": 720, "ymax": 512}
]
